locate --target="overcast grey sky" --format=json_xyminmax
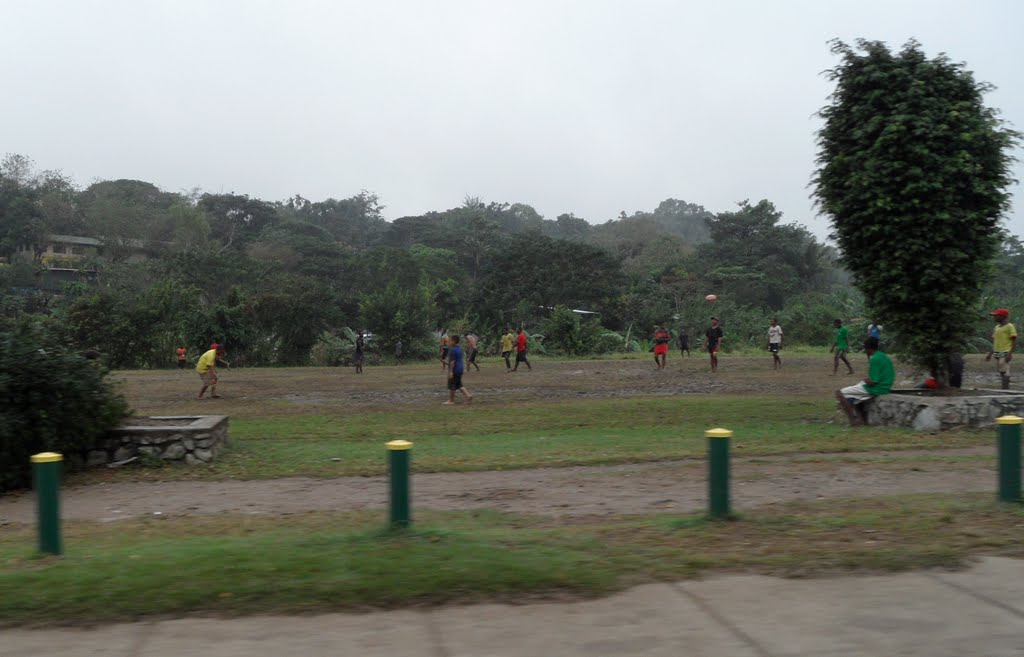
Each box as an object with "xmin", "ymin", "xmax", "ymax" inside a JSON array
[{"xmin": 3, "ymin": 0, "xmax": 1022, "ymax": 239}]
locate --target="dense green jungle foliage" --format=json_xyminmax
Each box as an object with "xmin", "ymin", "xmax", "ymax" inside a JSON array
[{"xmin": 1, "ymin": 152, "xmax": 1018, "ymax": 368}]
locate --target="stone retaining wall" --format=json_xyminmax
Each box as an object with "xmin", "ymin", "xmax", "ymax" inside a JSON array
[
  {"xmin": 867, "ymin": 390, "xmax": 1024, "ymax": 431},
  {"xmin": 87, "ymin": 416, "xmax": 229, "ymax": 466}
]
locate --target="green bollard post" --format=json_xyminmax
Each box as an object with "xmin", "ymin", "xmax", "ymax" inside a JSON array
[
  {"xmin": 996, "ymin": 415, "xmax": 1022, "ymax": 503},
  {"xmin": 32, "ymin": 452, "xmax": 63, "ymax": 556},
  {"xmin": 387, "ymin": 440, "xmax": 412, "ymax": 528},
  {"xmin": 706, "ymin": 428, "xmax": 732, "ymax": 519}
]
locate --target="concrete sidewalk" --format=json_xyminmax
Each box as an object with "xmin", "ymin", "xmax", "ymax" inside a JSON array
[{"xmin": 6, "ymin": 557, "xmax": 1024, "ymax": 657}]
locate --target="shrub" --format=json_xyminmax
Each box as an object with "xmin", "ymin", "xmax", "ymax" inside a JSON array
[{"xmin": 0, "ymin": 319, "xmax": 129, "ymax": 492}]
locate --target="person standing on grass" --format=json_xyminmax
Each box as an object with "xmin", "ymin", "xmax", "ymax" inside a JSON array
[
  {"xmin": 196, "ymin": 345, "xmax": 226, "ymax": 399},
  {"xmin": 175, "ymin": 345, "xmax": 187, "ymax": 370},
  {"xmin": 678, "ymin": 327, "xmax": 690, "ymax": 357},
  {"xmin": 500, "ymin": 326, "xmax": 515, "ymax": 372},
  {"xmin": 831, "ymin": 318, "xmax": 854, "ymax": 375},
  {"xmin": 986, "ymin": 308, "xmax": 1017, "ymax": 389},
  {"xmin": 354, "ymin": 331, "xmax": 365, "ymax": 374},
  {"xmin": 703, "ymin": 317, "xmax": 724, "ymax": 372},
  {"xmin": 513, "ymin": 326, "xmax": 532, "ymax": 371},
  {"xmin": 394, "ymin": 339, "xmax": 403, "ymax": 364},
  {"xmin": 444, "ymin": 335, "xmax": 473, "ymax": 405},
  {"xmin": 768, "ymin": 318, "xmax": 783, "ymax": 370},
  {"xmin": 653, "ymin": 323, "xmax": 671, "ymax": 370},
  {"xmin": 465, "ymin": 331, "xmax": 480, "ymax": 372},
  {"xmin": 439, "ymin": 329, "xmax": 450, "ymax": 370},
  {"xmin": 835, "ymin": 336, "xmax": 894, "ymax": 426}
]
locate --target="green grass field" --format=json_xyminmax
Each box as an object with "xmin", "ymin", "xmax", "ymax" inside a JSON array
[
  {"xmin": 73, "ymin": 395, "xmax": 989, "ymax": 483},
  {"xmin": 3, "ymin": 494, "xmax": 1023, "ymax": 626},
  {"xmin": 3, "ymin": 357, "xmax": 1015, "ymax": 624}
]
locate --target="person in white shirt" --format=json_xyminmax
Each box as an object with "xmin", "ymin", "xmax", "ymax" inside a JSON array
[{"xmin": 768, "ymin": 319, "xmax": 783, "ymax": 370}]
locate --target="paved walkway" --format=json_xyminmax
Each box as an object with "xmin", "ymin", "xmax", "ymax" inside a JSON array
[{"xmin": 6, "ymin": 557, "xmax": 1024, "ymax": 656}]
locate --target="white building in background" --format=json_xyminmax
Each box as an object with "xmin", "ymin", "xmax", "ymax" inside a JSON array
[{"xmin": 13, "ymin": 234, "xmax": 156, "ymax": 265}]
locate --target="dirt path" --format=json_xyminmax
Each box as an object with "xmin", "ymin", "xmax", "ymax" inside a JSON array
[{"xmin": 0, "ymin": 448, "xmax": 994, "ymax": 523}]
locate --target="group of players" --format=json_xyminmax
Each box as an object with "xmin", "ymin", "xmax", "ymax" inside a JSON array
[
  {"xmin": 184, "ymin": 309, "xmax": 1017, "ymax": 408},
  {"xmin": 437, "ymin": 326, "xmax": 532, "ymax": 405}
]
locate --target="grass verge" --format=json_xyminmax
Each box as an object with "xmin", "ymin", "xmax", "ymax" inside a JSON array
[
  {"xmin": 70, "ymin": 395, "xmax": 990, "ymax": 483},
  {"xmin": 3, "ymin": 493, "xmax": 1023, "ymax": 626}
]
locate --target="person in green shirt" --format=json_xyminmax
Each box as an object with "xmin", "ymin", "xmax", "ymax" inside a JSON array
[
  {"xmin": 834, "ymin": 337, "xmax": 895, "ymax": 426},
  {"xmin": 830, "ymin": 318, "xmax": 855, "ymax": 375}
]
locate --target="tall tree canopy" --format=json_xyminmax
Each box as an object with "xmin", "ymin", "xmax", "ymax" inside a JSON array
[{"xmin": 814, "ymin": 39, "xmax": 1019, "ymax": 379}]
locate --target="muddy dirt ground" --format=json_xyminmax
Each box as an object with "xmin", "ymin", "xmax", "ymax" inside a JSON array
[
  {"xmin": 113, "ymin": 353, "xmax": 1006, "ymax": 418},
  {"xmin": 0, "ymin": 448, "xmax": 994, "ymax": 524}
]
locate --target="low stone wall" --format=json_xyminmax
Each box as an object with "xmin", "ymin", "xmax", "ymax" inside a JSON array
[
  {"xmin": 87, "ymin": 416, "xmax": 229, "ymax": 466},
  {"xmin": 867, "ymin": 390, "xmax": 1024, "ymax": 431}
]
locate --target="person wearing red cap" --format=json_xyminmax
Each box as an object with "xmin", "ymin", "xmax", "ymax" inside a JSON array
[{"xmin": 986, "ymin": 308, "xmax": 1017, "ymax": 389}]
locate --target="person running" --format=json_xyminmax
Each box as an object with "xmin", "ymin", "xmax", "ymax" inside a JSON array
[
  {"xmin": 465, "ymin": 331, "xmax": 480, "ymax": 372},
  {"xmin": 196, "ymin": 345, "xmax": 226, "ymax": 399},
  {"xmin": 986, "ymin": 308, "xmax": 1018, "ymax": 389},
  {"xmin": 175, "ymin": 345, "xmax": 187, "ymax": 369},
  {"xmin": 703, "ymin": 317, "xmax": 724, "ymax": 372},
  {"xmin": 653, "ymin": 322, "xmax": 671, "ymax": 370},
  {"xmin": 835, "ymin": 336, "xmax": 895, "ymax": 426},
  {"xmin": 768, "ymin": 319, "xmax": 783, "ymax": 370},
  {"xmin": 678, "ymin": 328, "xmax": 690, "ymax": 357},
  {"xmin": 439, "ymin": 329, "xmax": 450, "ymax": 370},
  {"xmin": 500, "ymin": 327, "xmax": 515, "ymax": 372},
  {"xmin": 354, "ymin": 331, "xmax": 365, "ymax": 374},
  {"xmin": 512, "ymin": 327, "xmax": 532, "ymax": 371},
  {"xmin": 444, "ymin": 334, "xmax": 472, "ymax": 405},
  {"xmin": 831, "ymin": 318, "xmax": 854, "ymax": 375}
]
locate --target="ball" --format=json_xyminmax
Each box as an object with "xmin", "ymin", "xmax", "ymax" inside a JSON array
[{"xmin": 705, "ymin": 294, "xmax": 718, "ymax": 302}]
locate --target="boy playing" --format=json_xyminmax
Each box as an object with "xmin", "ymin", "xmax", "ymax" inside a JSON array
[
  {"xmin": 986, "ymin": 308, "xmax": 1018, "ymax": 389},
  {"xmin": 196, "ymin": 345, "xmax": 226, "ymax": 399},
  {"xmin": 513, "ymin": 327, "xmax": 532, "ymax": 371},
  {"xmin": 465, "ymin": 332, "xmax": 480, "ymax": 372},
  {"xmin": 835, "ymin": 337, "xmax": 894, "ymax": 426},
  {"xmin": 444, "ymin": 335, "xmax": 473, "ymax": 404},
  {"xmin": 768, "ymin": 319, "xmax": 783, "ymax": 370},
  {"xmin": 500, "ymin": 327, "xmax": 515, "ymax": 372},
  {"xmin": 653, "ymin": 323, "xmax": 671, "ymax": 370},
  {"xmin": 830, "ymin": 318, "xmax": 854, "ymax": 375},
  {"xmin": 703, "ymin": 317, "xmax": 724, "ymax": 373},
  {"xmin": 678, "ymin": 328, "xmax": 690, "ymax": 357}
]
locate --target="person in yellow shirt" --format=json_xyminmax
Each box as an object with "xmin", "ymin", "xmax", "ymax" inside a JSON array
[
  {"xmin": 986, "ymin": 308, "xmax": 1018, "ymax": 389},
  {"xmin": 196, "ymin": 345, "xmax": 226, "ymax": 399},
  {"xmin": 500, "ymin": 327, "xmax": 515, "ymax": 372}
]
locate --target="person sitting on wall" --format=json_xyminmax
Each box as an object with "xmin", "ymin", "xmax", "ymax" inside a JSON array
[{"xmin": 834, "ymin": 336, "xmax": 894, "ymax": 426}]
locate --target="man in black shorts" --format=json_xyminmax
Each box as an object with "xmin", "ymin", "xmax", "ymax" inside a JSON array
[{"xmin": 703, "ymin": 317, "xmax": 724, "ymax": 373}]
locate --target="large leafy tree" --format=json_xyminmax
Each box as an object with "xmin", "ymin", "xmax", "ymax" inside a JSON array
[{"xmin": 814, "ymin": 40, "xmax": 1019, "ymax": 379}]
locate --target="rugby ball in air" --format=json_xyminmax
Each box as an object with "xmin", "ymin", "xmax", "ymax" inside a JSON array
[{"xmin": 705, "ymin": 294, "xmax": 718, "ymax": 302}]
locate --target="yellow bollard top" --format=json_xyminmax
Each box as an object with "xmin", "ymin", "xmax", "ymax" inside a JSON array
[
  {"xmin": 705, "ymin": 428, "xmax": 733, "ymax": 439},
  {"xmin": 31, "ymin": 452, "xmax": 63, "ymax": 463},
  {"xmin": 996, "ymin": 415, "xmax": 1024, "ymax": 425},
  {"xmin": 386, "ymin": 440, "xmax": 413, "ymax": 450}
]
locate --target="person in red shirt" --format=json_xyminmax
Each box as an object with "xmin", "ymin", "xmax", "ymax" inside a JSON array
[
  {"xmin": 653, "ymin": 323, "xmax": 671, "ymax": 370},
  {"xmin": 512, "ymin": 327, "xmax": 532, "ymax": 371},
  {"xmin": 175, "ymin": 346, "xmax": 188, "ymax": 369}
]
